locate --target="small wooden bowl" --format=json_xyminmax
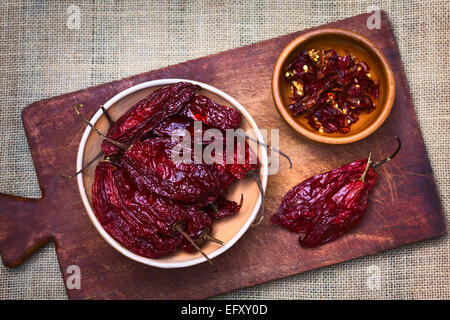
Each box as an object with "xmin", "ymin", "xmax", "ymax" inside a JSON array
[
  {"xmin": 272, "ymin": 28, "xmax": 395, "ymax": 144},
  {"xmin": 76, "ymin": 79, "xmax": 268, "ymax": 269}
]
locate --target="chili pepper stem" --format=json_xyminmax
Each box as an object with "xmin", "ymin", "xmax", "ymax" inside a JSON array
[
  {"xmin": 371, "ymin": 137, "xmax": 402, "ymax": 169},
  {"xmin": 60, "ymin": 105, "xmax": 117, "ymax": 180},
  {"xmin": 100, "ymin": 105, "xmax": 114, "ymax": 126},
  {"xmin": 241, "ymin": 134, "xmax": 293, "ymax": 169},
  {"xmin": 173, "ymin": 223, "xmax": 217, "ymax": 273},
  {"xmin": 359, "ymin": 153, "xmax": 372, "ymax": 183},
  {"xmin": 198, "ymin": 228, "xmax": 224, "ymax": 245},
  {"xmin": 209, "ymin": 203, "xmax": 219, "ymax": 214},
  {"xmin": 60, "ymin": 151, "xmax": 104, "ymax": 180},
  {"xmin": 203, "ymin": 235, "xmax": 224, "ymax": 245},
  {"xmin": 247, "ymin": 170, "xmax": 264, "ymax": 227},
  {"xmin": 75, "ymin": 104, "xmax": 128, "ymax": 151}
]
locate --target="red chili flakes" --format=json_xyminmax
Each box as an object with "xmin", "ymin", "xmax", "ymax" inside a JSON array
[{"xmin": 285, "ymin": 49, "xmax": 379, "ymax": 134}]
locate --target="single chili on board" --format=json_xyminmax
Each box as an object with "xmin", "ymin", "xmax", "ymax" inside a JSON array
[{"xmin": 272, "ymin": 137, "xmax": 401, "ymax": 247}]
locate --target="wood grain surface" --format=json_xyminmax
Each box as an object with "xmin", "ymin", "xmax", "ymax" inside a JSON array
[{"xmin": 0, "ymin": 11, "xmax": 446, "ymax": 299}]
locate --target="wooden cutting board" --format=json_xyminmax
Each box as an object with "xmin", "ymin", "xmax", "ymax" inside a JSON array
[{"xmin": 0, "ymin": 11, "xmax": 446, "ymax": 299}]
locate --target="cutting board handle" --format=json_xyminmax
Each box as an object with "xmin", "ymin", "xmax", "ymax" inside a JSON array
[{"xmin": 0, "ymin": 192, "xmax": 52, "ymax": 267}]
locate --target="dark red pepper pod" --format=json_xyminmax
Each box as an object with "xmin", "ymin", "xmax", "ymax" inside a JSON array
[
  {"xmin": 285, "ymin": 49, "xmax": 379, "ymax": 133},
  {"xmin": 68, "ymin": 81, "xmax": 274, "ymax": 271},
  {"xmin": 272, "ymin": 158, "xmax": 377, "ymax": 247},
  {"xmin": 102, "ymin": 82, "xmax": 200, "ymax": 156},
  {"xmin": 93, "ymin": 160, "xmax": 220, "ymax": 271},
  {"xmin": 179, "ymin": 206, "xmax": 213, "ymax": 253},
  {"xmin": 204, "ymin": 194, "xmax": 244, "ymax": 220},
  {"xmin": 151, "ymin": 116, "xmax": 198, "ymax": 139},
  {"xmin": 180, "ymin": 93, "xmax": 242, "ymax": 130},
  {"xmin": 150, "ymin": 114, "xmax": 290, "ymax": 172},
  {"xmin": 113, "ymin": 163, "xmax": 190, "ymax": 237},
  {"xmin": 272, "ymin": 138, "xmax": 401, "ymax": 247},
  {"xmin": 150, "ymin": 115, "xmax": 221, "ymax": 147},
  {"xmin": 121, "ymin": 137, "xmax": 232, "ymax": 204},
  {"xmin": 92, "ymin": 161, "xmax": 183, "ymax": 258},
  {"xmin": 212, "ymin": 137, "xmax": 260, "ymax": 180},
  {"xmin": 151, "ymin": 120, "xmax": 261, "ymax": 181}
]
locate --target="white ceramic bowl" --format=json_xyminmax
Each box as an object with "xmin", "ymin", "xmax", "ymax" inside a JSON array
[{"xmin": 77, "ymin": 79, "xmax": 268, "ymax": 268}]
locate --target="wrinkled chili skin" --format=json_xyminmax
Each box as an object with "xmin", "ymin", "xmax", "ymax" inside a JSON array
[
  {"xmin": 216, "ymin": 138, "xmax": 260, "ymax": 179},
  {"xmin": 113, "ymin": 162, "xmax": 189, "ymax": 237},
  {"xmin": 102, "ymin": 82, "xmax": 200, "ymax": 156},
  {"xmin": 120, "ymin": 135, "xmax": 258, "ymax": 206},
  {"xmin": 285, "ymin": 49, "xmax": 379, "ymax": 133},
  {"xmin": 92, "ymin": 161, "xmax": 183, "ymax": 258},
  {"xmin": 121, "ymin": 137, "xmax": 233, "ymax": 204},
  {"xmin": 90, "ymin": 82, "xmax": 256, "ymax": 258},
  {"xmin": 180, "ymin": 94, "xmax": 242, "ymax": 130},
  {"xmin": 179, "ymin": 206, "xmax": 212, "ymax": 252},
  {"xmin": 272, "ymin": 159, "xmax": 377, "ymax": 247},
  {"xmin": 150, "ymin": 115, "xmax": 218, "ymax": 145},
  {"xmin": 151, "ymin": 116, "xmax": 195, "ymax": 138},
  {"xmin": 151, "ymin": 120, "xmax": 260, "ymax": 180},
  {"xmin": 203, "ymin": 195, "xmax": 243, "ymax": 220}
]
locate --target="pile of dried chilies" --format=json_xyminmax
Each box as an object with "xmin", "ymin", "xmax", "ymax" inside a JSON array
[
  {"xmin": 272, "ymin": 137, "xmax": 401, "ymax": 247},
  {"xmin": 71, "ymin": 82, "xmax": 267, "ymax": 271},
  {"xmin": 285, "ymin": 49, "xmax": 379, "ymax": 133}
]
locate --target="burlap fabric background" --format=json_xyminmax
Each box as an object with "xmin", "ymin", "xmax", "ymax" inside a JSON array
[{"xmin": 0, "ymin": 0, "xmax": 448, "ymax": 300}]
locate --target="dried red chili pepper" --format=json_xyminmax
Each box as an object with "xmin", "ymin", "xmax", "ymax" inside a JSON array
[
  {"xmin": 113, "ymin": 162, "xmax": 190, "ymax": 237},
  {"xmin": 102, "ymin": 82, "xmax": 200, "ymax": 156},
  {"xmin": 121, "ymin": 137, "xmax": 234, "ymax": 204},
  {"xmin": 151, "ymin": 110, "xmax": 291, "ymax": 170},
  {"xmin": 150, "ymin": 118, "xmax": 261, "ymax": 180},
  {"xmin": 180, "ymin": 93, "xmax": 242, "ymax": 130},
  {"xmin": 69, "ymin": 82, "xmax": 273, "ymax": 268},
  {"xmin": 272, "ymin": 138, "xmax": 401, "ymax": 247},
  {"xmin": 93, "ymin": 160, "xmax": 220, "ymax": 270},
  {"xmin": 179, "ymin": 206, "xmax": 212, "ymax": 252},
  {"xmin": 92, "ymin": 161, "xmax": 183, "ymax": 258},
  {"xmin": 76, "ymin": 105, "xmax": 254, "ymax": 209},
  {"xmin": 124, "ymin": 134, "xmax": 263, "ymax": 225},
  {"xmin": 119, "ymin": 158, "xmax": 222, "ymax": 252},
  {"xmin": 213, "ymin": 137, "xmax": 260, "ymax": 180},
  {"xmin": 151, "ymin": 116, "xmax": 197, "ymax": 138},
  {"xmin": 285, "ymin": 49, "xmax": 379, "ymax": 133},
  {"xmin": 204, "ymin": 194, "xmax": 244, "ymax": 220},
  {"xmin": 139, "ymin": 128, "xmax": 262, "ymax": 224},
  {"xmin": 150, "ymin": 115, "xmax": 218, "ymax": 146}
]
